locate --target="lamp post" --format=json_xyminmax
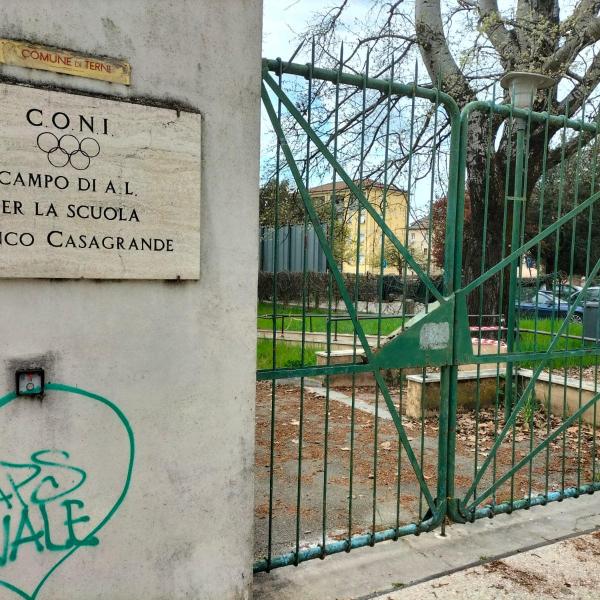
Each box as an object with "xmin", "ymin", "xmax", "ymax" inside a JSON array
[{"xmin": 500, "ymin": 72, "xmax": 554, "ymax": 421}]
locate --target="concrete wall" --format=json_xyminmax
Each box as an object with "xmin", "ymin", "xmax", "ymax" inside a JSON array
[{"xmin": 0, "ymin": 1, "xmax": 261, "ymax": 599}]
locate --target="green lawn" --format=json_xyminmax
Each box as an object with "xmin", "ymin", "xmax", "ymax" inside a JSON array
[
  {"xmin": 257, "ymin": 313, "xmax": 600, "ymax": 372},
  {"xmin": 517, "ymin": 318, "xmax": 599, "ymax": 370},
  {"xmin": 257, "ymin": 302, "xmax": 404, "ymax": 336},
  {"xmin": 257, "ymin": 338, "xmax": 323, "ymax": 370}
]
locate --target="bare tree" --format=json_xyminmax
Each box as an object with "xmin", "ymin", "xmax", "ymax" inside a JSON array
[{"xmin": 279, "ymin": 0, "xmax": 600, "ymax": 315}]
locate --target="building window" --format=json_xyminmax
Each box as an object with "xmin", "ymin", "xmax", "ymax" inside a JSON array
[
  {"xmin": 359, "ymin": 254, "xmax": 365, "ymax": 264},
  {"xmin": 359, "ymin": 214, "xmax": 366, "ymax": 224},
  {"xmin": 411, "ymin": 232, "xmax": 416, "ymax": 241},
  {"xmin": 359, "ymin": 233, "xmax": 365, "ymax": 243}
]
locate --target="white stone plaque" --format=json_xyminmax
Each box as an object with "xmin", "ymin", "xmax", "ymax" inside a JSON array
[{"xmin": 0, "ymin": 83, "xmax": 201, "ymax": 279}]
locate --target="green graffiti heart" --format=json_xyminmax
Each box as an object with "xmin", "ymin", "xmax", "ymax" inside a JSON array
[{"xmin": 0, "ymin": 383, "xmax": 135, "ymax": 600}]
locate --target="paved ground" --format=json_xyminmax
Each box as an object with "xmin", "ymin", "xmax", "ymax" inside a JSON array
[
  {"xmin": 376, "ymin": 530, "xmax": 600, "ymax": 599},
  {"xmin": 254, "ymin": 493, "xmax": 600, "ymax": 600}
]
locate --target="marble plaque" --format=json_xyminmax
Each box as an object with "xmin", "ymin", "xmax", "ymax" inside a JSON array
[{"xmin": 0, "ymin": 83, "xmax": 201, "ymax": 279}]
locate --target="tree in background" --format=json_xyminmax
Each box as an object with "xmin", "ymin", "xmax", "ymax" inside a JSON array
[
  {"xmin": 526, "ymin": 141, "xmax": 600, "ymax": 276},
  {"xmin": 259, "ymin": 178, "xmax": 356, "ymax": 269},
  {"xmin": 383, "ymin": 238, "xmax": 405, "ymax": 275},
  {"xmin": 288, "ymin": 0, "xmax": 600, "ymax": 316},
  {"xmin": 430, "ymin": 197, "xmax": 449, "ymax": 271},
  {"xmin": 259, "ymin": 178, "xmax": 303, "ymax": 227}
]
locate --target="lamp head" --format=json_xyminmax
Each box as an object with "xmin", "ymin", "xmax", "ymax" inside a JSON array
[{"xmin": 500, "ymin": 71, "xmax": 555, "ymax": 109}]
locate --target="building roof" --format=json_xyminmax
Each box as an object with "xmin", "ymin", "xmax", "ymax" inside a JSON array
[
  {"xmin": 409, "ymin": 216, "xmax": 430, "ymax": 229},
  {"xmin": 308, "ymin": 178, "xmax": 405, "ymax": 194}
]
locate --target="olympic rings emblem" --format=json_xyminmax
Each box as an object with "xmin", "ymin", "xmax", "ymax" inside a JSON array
[{"xmin": 36, "ymin": 132, "xmax": 100, "ymax": 171}]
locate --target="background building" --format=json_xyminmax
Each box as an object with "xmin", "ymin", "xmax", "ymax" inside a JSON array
[
  {"xmin": 309, "ymin": 179, "xmax": 408, "ymax": 275},
  {"xmin": 407, "ymin": 216, "xmax": 442, "ymax": 276}
]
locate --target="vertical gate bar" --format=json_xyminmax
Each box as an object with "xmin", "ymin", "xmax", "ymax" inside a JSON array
[
  {"xmin": 266, "ymin": 62, "xmax": 284, "ymax": 571},
  {"xmin": 486, "ymin": 90, "xmax": 503, "ymax": 509},
  {"xmin": 557, "ymin": 105, "xmax": 570, "ymax": 499},
  {"xmin": 588, "ymin": 133, "xmax": 600, "ymax": 485},
  {"xmin": 570, "ymin": 115, "xmax": 586, "ymax": 492},
  {"xmin": 508, "ymin": 114, "xmax": 521, "ymax": 509},
  {"xmin": 504, "ymin": 117, "xmax": 526, "ymax": 425},
  {"xmin": 294, "ymin": 46, "xmax": 314, "ymax": 565},
  {"xmin": 419, "ymin": 77, "xmax": 440, "ymax": 520},
  {"xmin": 493, "ymin": 101, "xmax": 514, "ymax": 508},
  {"xmin": 473, "ymin": 98, "xmax": 496, "ymax": 505},
  {"xmin": 532, "ymin": 95, "xmax": 551, "ymax": 501},
  {"xmin": 372, "ymin": 58, "xmax": 394, "ymax": 541},
  {"xmin": 417, "ymin": 125, "xmax": 429, "ymax": 518},
  {"xmin": 402, "ymin": 65, "xmax": 420, "ymax": 519},
  {"xmin": 322, "ymin": 45, "xmax": 344, "ymax": 558},
  {"xmin": 444, "ymin": 88, "xmax": 467, "ymax": 517},
  {"xmin": 347, "ymin": 48, "xmax": 369, "ymax": 552},
  {"xmin": 551, "ymin": 107, "xmax": 571, "ymax": 497},
  {"xmin": 401, "ymin": 66, "xmax": 417, "ymax": 336},
  {"xmin": 523, "ymin": 100, "xmax": 535, "ymax": 506}
]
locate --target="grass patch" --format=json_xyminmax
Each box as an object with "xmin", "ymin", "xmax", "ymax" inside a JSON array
[
  {"xmin": 257, "ymin": 302, "xmax": 404, "ymax": 336},
  {"xmin": 257, "ymin": 338, "xmax": 324, "ymax": 371},
  {"xmin": 517, "ymin": 318, "xmax": 598, "ymax": 370}
]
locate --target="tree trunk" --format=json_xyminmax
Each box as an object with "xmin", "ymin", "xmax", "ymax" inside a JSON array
[{"xmin": 462, "ymin": 113, "xmax": 547, "ymax": 323}]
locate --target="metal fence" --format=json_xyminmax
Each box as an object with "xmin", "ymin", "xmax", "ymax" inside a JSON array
[
  {"xmin": 260, "ymin": 224, "xmax": 327, "ymax": 273},
  {"xmin": 255, "ymin": 53, "xmax": 600, "ymax": 574}
]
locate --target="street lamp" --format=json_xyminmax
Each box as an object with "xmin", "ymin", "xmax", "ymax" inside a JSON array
[{"xmin": 499, "ymin": 71, "xmax": 555, "ymax": 420}]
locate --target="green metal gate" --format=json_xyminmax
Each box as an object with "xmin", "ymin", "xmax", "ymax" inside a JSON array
[{"xmin": 256, "ymin": 55, "xmax": 600, "ymax": 572}]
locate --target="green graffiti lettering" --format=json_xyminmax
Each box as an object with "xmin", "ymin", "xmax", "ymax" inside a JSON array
[
  {"xmin": 0, "ymin": 452, "xmax": 93, "ymax": 565},
  {"xmin": 0, "ymin": 462, "xmax": 41, "ymax": 509},
  {"xmin": 0, "ymin": 487, "xmax": 12, "ymax": 511},
  {"xmin": 30, "ymin": 450, "xmax": 87, "ymax": 504},
  {"xmin": 62, "ymin": 500, "xmax": 99, "ymax": 547},
  {"xmin": 9, "ymin": 507, "xmax": 43, "ymax": 562},
  {"xmin": 0, "ymin": 515, "xmax": 8, "ymax": 567},
  {"xmin": 39, "ymin": 503, "xmax": 70, "ymax": 552},
  {"xmin": 0, "ymin": 383, "xmax": 135, "ymax": 600}
]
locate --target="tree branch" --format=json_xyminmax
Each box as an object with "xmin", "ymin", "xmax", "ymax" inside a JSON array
[
  {"xmin": 477, "ymin": 0, "xmax": 519, "ymax": 66},
  {"xmin": 556, "ymin": 50, "xmax": 600, "ymax": 115},
  {"xmin": 415, "ymin": 0, "xmax": 474, "ymax": 101},
  {"xmin": 544, "ymin": 7, "xmax": 600, "ymax": 74},
  {"xmin": 546, "ymin": 129, "xmax": 597, "ymax": 170}
]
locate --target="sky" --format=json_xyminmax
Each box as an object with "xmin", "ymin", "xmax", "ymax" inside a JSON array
[
  {"xmin": 259, "ymin": 0, "xmax": 587, "ymax": 217},
  {"xmin": 260, "ymin": 0, "xmax": 439, "ymax": 217},
  {"xmin": 262, "ymin": 0, "xmax": 373, "ymax": 59}
]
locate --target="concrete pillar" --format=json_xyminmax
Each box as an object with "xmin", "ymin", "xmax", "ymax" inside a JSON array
[{"xmin": 0, "ymin": 1, "xmax": 261, "ymax": 598}]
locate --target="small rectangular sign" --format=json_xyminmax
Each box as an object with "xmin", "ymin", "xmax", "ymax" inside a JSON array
[
  {"xmin": 0, "ymin": 39, "xmax": 131, "ymax": 85},
  {"xmin": 0, "ymin": 83, "xmax": 201, "ymax": 279}
]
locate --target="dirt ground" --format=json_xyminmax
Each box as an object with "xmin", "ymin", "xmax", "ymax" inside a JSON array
[{"xmin": 255, "ymin": 378, "xmax": 600, "ymax": 562}]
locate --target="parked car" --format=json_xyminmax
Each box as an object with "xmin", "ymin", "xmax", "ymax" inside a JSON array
[
  {"xmin": 539, "ymin": 282, "xmax": 582, "ymax": 300},
  {"xmin": 517, "ymin": 290, "xmax": 584, "ymax": 323},
  {"xmin": 568, "ymin": 287, "xmax": 600, "ymax": 306}
]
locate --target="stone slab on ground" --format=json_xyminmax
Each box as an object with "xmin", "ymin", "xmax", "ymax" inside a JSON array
[{"xmin": 254, "ymin": 493, "xmax": 600, "ymax": 600}]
